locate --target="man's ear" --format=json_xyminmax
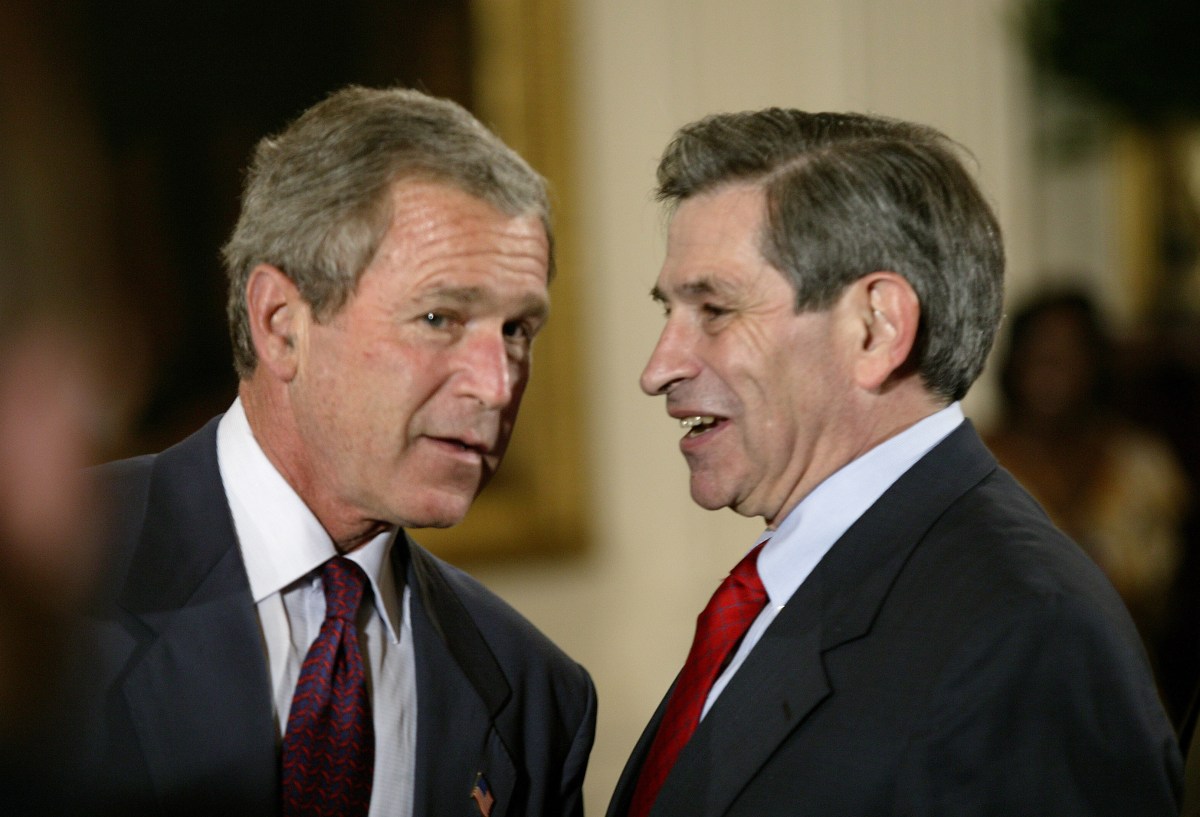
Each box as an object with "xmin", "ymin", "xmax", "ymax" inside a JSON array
[
  {"xmin": 848, "ymin": 271, "xmax": 921, "ymax": 391},
  {"xmin": 245, "ymin": 264, "xmax": 306, "ymax": 382}
]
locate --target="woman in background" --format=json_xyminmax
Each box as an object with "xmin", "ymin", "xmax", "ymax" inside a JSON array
[{"xmin": 986, "ymin": 289, "xmax": 1190, "ymax": 671}]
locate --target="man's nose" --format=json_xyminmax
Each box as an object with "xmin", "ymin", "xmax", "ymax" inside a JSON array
[
  {"xmin": 640, "ymin": 318, "xmax": 697, "ymax": 396},
  {"xmin": 460, "ymin": 329, "xmax": 516, "ymax": 409}
]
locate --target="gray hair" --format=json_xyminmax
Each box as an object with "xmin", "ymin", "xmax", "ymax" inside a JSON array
[
  {"xmin": 656, "ymin": 109, "xmax": 1004, "ymax": 402},
  {"xmin": 222, "ymin": 85, "xmax": 553, "ymax": 378}
]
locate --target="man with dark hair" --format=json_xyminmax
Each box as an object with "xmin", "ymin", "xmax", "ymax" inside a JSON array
[
  {"xmin": 607, "ymin": 108, "xmax": 1179, "ymax": 816},
  {"xmin": 77, "ymin": 86, "xmax": 595, "ymax": 817}
]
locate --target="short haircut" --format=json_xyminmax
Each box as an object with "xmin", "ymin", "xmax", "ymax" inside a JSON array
[
  {"xmin": 222, "ymin": 85, "xmax": 552, "ymax": 378},
  {"xmin": 656, "ymin": 109, "xmax": 1004, "ymax": 402}
]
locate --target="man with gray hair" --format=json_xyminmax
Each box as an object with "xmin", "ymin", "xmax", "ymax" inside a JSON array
[
  {"xmin": 607, "ymin": 109, "xmax": 1179, "ymax": 816},
  {"xmin": 78, "ymin": 86, "xmax": 595, "ymax": 817}
]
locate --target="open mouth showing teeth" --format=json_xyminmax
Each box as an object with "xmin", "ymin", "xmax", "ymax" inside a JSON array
[{"xmin": 679, "ymin": 416, "xmax": 719, "ymax": 436}]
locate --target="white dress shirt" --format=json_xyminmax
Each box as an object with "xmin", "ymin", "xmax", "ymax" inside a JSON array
[
  {"xmin": 217, "ymin": 398, "xmax": 416, "ymax": 817},
  {"xmin": 701, "ymin": 403, "xmax": 964, "ymax": 718}
]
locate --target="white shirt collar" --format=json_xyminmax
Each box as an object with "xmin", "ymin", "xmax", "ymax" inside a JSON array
[
  {"xmin": 216, "ymin": 397, "xmax": 402, "ymax": 643},
  {"xmin": 756, "ymin": 403, "xmax": 964, "ymax": 606}
]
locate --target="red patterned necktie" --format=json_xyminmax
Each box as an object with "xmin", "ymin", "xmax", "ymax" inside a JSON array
[
  {"xmin": 281, "ymin": 556, "xmax": 374, "ymax": 817},
  {"xmin": 628, "ymin": 541, "xmax": 769, "ymax": 817}
]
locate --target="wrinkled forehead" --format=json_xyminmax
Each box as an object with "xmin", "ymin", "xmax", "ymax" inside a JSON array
[{"xmin": 387, "ymin": 170, "xmax": 553, "ymax": 272}]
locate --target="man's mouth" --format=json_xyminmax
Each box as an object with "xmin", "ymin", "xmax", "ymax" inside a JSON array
[
  {"xmin": 679, "ymin": 415, "xmax": 720, "ymax": 437},
  {"xmin": 430, "ymin": 436, "xmax": 490, "ymax": 457}
]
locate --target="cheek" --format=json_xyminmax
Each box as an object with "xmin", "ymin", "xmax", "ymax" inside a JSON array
[
  {"xmin": 298, "ymin": 341, "xmax": 405, "ymax": 440},
  {"xmin": 750, "ymin": 358, "xmax": 830, "ymax": 450},
  {"xmin": 380, "ymin": 351, "xmax": 460, "ymax": 433},
  {"xmin": 344, "ymin": 333, "xmax": 430, "ymax": 395}
]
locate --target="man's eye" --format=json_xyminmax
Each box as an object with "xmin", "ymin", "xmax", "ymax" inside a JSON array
[
  {"xmin": 423, "ymin": 312, "xmax": 448, "ymax": 328},
  {"xmin": 701, "ymin": 303, "xmax": 730, "ymax": 319},
  {"xmin": 502, "ymin": 320, "xmax": 531, "ymax": 341}
]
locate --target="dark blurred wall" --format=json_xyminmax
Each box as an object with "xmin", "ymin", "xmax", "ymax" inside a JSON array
[{"xmin": 6, "ymin": 0, "xmax": 475, "ymax": 455}]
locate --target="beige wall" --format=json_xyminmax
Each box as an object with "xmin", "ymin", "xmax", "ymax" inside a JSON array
[{"xmin": 469, "ymin": 1, "xmax": 1081, "ymax": 811}]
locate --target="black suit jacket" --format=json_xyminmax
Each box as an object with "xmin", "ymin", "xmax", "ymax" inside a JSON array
[
  {"xmin": 71, "ymin": 417, "xmax": 596, "ymax": 817},
  {"xmin": 608, "ymin": 422, "xmax": 1180, "ymax": 817}
]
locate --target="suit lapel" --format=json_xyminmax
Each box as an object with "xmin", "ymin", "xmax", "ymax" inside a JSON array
[
  {"xmin": 617, "ymin": 423, "xmax": 999, "ymax": 817},
  {"xmin": 114, "ymin": 418, "xmax": 277, "ymax": 809},
  {"xmin": 403, "ymin": 537, "xmax": 517, "ymax": 817}
]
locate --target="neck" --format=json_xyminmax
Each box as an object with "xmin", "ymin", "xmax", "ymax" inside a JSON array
[
  {"xmin": 765, "ymin": 388, "xmax": 948, "ymax": 528},
  {"xmin": 238, "ymin": 379, "xmax": 387, "ymax": 553}
]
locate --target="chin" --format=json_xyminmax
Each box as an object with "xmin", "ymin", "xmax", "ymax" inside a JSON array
[
  {"xmin": 689, "ymin": 482, "xmax": 733, "ymax": 512},
  {"xmin": 394, "ymin": 492, "xmax": 474, "ymax": 529},
  {"xmin": 405, "ymin": 516, "xmax": 458, "ymax": 530}
]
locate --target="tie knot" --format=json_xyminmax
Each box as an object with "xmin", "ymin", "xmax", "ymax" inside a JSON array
[
  {"xmin": 320, "ymin": 556, "xmax": 368, "ymax": 622},
  {"xmin": 726, "ymin": 540, "xmax": 767, "ymax": 595}
]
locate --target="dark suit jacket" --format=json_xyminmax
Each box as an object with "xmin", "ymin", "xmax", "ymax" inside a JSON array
[
  {"xmin": 607, "ymin": 422, "xmax": 1180, "ymax": 817},
  {"xmin": 70, "ymin": 417, "xmax": 596, "ymax": 817}
]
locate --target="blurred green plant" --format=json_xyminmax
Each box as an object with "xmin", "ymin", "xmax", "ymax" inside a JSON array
[
  {"xmin": 1019, "ymin": 0, "xmax": 1200, "ymax": 126},
  {"xmin": 1016, "ymin": 0, "xmax": 1200, "ymax": 317}
]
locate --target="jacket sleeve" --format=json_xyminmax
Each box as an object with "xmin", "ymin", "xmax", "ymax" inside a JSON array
[{"xmin": 558, "ymin": 668, "xmax": 598, "ymax": 817}]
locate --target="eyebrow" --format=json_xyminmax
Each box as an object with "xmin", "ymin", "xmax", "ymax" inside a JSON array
[
  {"xmin": 423, "ymin": 284, "xmax": 549, "ymax": 320},
  {"xmin": 424, "ymin": 284, "xmax": 487, "ymax": 305},
  {"xmin": 651, "ymin": 275, "xmax": 732, "ymax": 304}
]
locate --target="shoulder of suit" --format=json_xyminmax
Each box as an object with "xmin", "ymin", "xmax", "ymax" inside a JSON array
[
  {"xmin": 915, "ymin": 466, "xmax": 1121, "ymax": 615},
  {"xmin": 407, "ymin": 538, "xmax": 591, "ymax": 683},
  {"xmin": 84, "ymin": 454, "xmax": 156, "ymax": 612},
  {"xmin": 85, "ymin": 417, "xmax": 224, "ymax": 608}
]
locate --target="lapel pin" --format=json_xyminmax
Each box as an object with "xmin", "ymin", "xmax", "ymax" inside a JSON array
[{"xmin": 471, "ymin": 771, "xmax": 495, "ymax": 817}]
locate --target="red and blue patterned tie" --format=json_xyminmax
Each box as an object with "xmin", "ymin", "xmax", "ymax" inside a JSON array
[
  {"xmin": 628, "ymin": 541, "xmax": 769, "ymax": 817},
  {"xmin": 281, "ymin": 556, "xmax": 374, "ymax": 817}
]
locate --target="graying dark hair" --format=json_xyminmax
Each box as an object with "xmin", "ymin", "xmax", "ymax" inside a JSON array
[
  {"xmin": 656, "ymin": 109, "xmax": 1004, "ymax": 402},
  {"xmin": 222, "ymin": 85, "xmax": 553, "ymax": 378}
]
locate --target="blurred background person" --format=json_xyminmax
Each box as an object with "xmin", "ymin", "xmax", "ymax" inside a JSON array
[
  {"xmin": 0, "ymin": 126, "xmax": 130, "ymax": 817},
  {"xmin": 985, "ymin": 288, "xmax": 1191, "ymax": 688},
  {"xmin": 0, "ymin": 4, "xmax": 143, "ymax": 812},
  {"xmin": 0, "ymin": 284, "xmax": 115, "ymax": 739}
]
